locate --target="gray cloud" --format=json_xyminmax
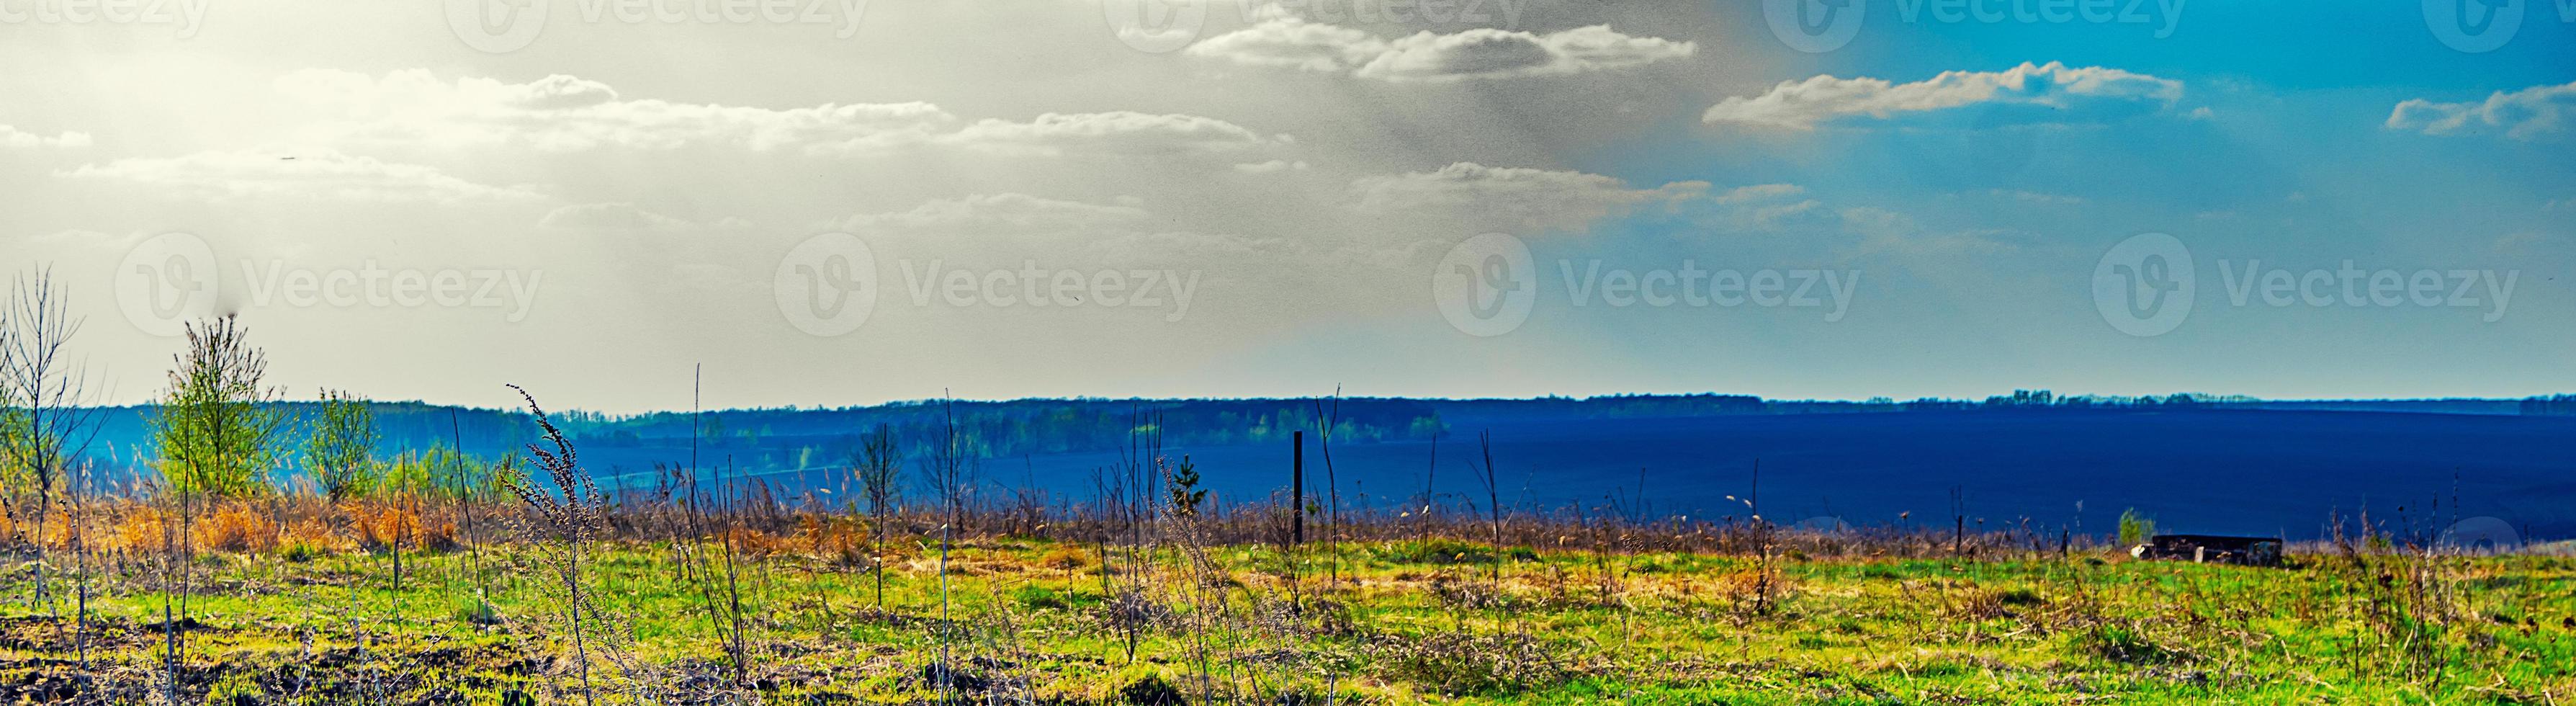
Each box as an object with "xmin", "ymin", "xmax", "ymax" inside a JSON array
[
  {"xmin": 539, "ymin": 202, "xmax": 698, "ymax": 231},
  {"xmin": 278, "ymin": 70, "xmax": 1282, "ymax": 157},
  {"xmin": 58, "ymin": 148, "xmax": 544, "ymax": 203}
]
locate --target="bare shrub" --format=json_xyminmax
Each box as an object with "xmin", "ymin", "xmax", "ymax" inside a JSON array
[{"xmin": 1368, "ymin": 630, "xmax": 1588, "ymax": 696}]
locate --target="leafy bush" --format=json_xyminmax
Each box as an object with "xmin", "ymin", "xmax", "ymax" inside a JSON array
[
  {"xmin": 2117, "ymin": 508, "xmax": 2156, "ymax": 547},
  {"xmin": 305, "ymin": 388, "xmax": 378, "ymax": 501}
]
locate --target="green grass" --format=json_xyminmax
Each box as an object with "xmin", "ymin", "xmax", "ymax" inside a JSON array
[{"xmin": 6, "ymin": 535, "xmax": 2571, "ymax": 704}]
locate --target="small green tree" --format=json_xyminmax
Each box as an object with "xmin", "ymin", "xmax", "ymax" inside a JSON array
[
  {"xmin": 1166, "ymin": 455, "xmax": 1205, "ymax": 517},
  {"xmin": 2117, "ymin": 508, "xmax": 2156, "ymax": 547},
  {"xmin": 154, "ymin": 316, "xmax": 285, "ymax": 499},
  {"xmin": 304, "ymin": 388, "xmax": 377, "ymax": 501}
]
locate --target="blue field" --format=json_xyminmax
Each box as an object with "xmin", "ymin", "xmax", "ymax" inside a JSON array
[{"xmin": 727, "ymin": 408, "xmax": 2575, "ymax": 541}]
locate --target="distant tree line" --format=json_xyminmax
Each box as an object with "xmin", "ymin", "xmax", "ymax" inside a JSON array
[{"xmin": 2521, "ymin": 395, "xmax": 2576, "ymax": 416}]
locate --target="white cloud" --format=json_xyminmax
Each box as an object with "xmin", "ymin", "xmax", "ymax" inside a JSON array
[
  {"xmin": 1187, "ymin": 17, "xmax": 1383, "ymax": 73},
  {"xmin": 58, "ymin": 149, "xmax": 544, "ymax": 203},
  {"xmin": 539, "ymin": 202, "xmax": 696, "ymax": 231},
  {"xmin": 1346, "ymin": 167, "xmax": 1833, "ymax": 237},
  {"xmin": 1715, "ymin": 183, "xmax": 1805, "ymax": 203},
  {"xmin": 1, "ymin": 125, "xmax": 92, "ymax": 149},
  {"xmin": 1839, "ymin": 206, "xmax": 2008, "ymax": 255},
  {"xmin": 1188, "ymin": 19, "xmax": 1693, "ymax": 82},
  {"xmin": 833, "ymin": 193, "xmax": 1153, "ymax": 233},
  {"xmin": 2493, "ymin": 231, "xmax": 2557, "ymax": 254},
  {"xmin": 1350, "ymin": 162, "xmax": 1712, "ymax": 230},
  {"xmin": 825, "ymin": 193, "xmax": 1293, "ymax": 267},
  {"xmin": 1985, "ymin": 189, "xmax": 2086, "ymax": 205},
  {"xmin": 279, "ymin": 69, "xmax": 955, "ymax": 153},
  {"xmin": 277, "ymin": 69, "xmax": 1282, "ymax": 157},
  {"xmin": 2387, "ymin": 81, "xmax": 2575, "ymax": 141},
  {"xmin": 1702, "ymin": 62, "xmax": 2184, "ymax": 129},
  {"xmin": 1234, "ymin": 159, "xmax": 1311, "ymax": 174},
  {"xmin": 941, "ymin": 112, "xmax": 1283, "ymax": 156}
]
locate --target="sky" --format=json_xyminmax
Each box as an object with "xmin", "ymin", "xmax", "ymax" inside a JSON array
[{"xmin": 1, "ymin": 0, "xmax": 2571, "ymax": 413}]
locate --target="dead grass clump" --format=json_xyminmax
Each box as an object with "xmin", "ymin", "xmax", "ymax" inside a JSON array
[
  {"xmin": 1036, "ymin": 545, "xmax": 1092, "ymax": 571},
  {"xmin": 1428, "ymin": 572, "xmax": 1511, "ymax": 610},
  {"xmin": 1712, "ymin": 566, "xmax": 1798, "ymax": 607},
  {"xmin": 1368, "ymin": 629, "xmax": 1587, "ymax": 696},
  {"xmin": 796, "ymin": 514, "xmax": 869, "ymax": 566},
  {"xmin": 279, "ymin": 519, "xmax": 340, "ymax": 561},
  {"xmin": 349, "ymin": 501, "xmax": 457, "ymax": 551},
  {"xmin": 722, "ymin": 524, "xmax": 790, "ymax": 558},
  {"xmin": 112, "ymin": 507, "xmax": 166, "ymax": 553},
  {"xmin": 350, "ymin": 502, "xmax": 416, "ymax": 551},
  {"xmin": 417, "ymin": 514, "xmax": 459, "ymax": 551},
  {"xmin": 0, "ymin": 506, "xmax": 90, "ymax": 552},
  {"xmin": 197, "ymin": 503, "xmax": 277, "ymax": 553},
  {"xmin": 1948, "ymin": 584, "xmax": 2047, "ymax": 621},
  {"xmin": 2070, "ymin": 617, "xmax": 2189, "ymax": 665},
  {"xmin": 1095, "ymin": 590, "xmax": 1174, "ymax": 636}
]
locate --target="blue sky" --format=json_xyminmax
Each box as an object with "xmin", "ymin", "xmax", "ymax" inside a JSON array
[{"xmin": 1, "ymin": 0, "xmax": 2568, "ymax": 411}]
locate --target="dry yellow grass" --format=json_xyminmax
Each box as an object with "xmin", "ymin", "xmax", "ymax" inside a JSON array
[{"xmin": 196, "ymin": 503, "xmax": 278, "ymax": 553}]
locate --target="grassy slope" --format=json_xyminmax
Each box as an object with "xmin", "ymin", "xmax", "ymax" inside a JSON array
[{"xmin": 4, "ymin": 535, "xmax": 2571, "ymax": 704}]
